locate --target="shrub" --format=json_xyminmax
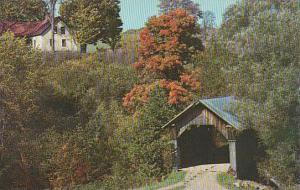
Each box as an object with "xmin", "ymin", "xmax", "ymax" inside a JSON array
[
  {"xmin": 0, "ymin": 32, "xmax": 46, "ymax": 189},
  {"xmin": 111, "ymin": 87, "xmax": 182, "ymax": 188}
]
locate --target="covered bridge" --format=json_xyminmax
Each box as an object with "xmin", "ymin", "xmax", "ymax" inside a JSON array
[{"xmin": 162, "ymin": 96, "xmax": 258, "ymax": 179}]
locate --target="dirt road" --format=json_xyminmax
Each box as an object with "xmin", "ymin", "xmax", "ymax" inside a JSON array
[{"xmin": 180, "ymin": 163, "xmax": 230, "ymax": 190}]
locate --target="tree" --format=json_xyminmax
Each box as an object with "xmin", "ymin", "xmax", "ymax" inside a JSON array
[
  {"xmin": 202, "ymin": 10, "xmax": 216, "ymax": 29},
  {"xmin": 193, "ymin": 33, "xmax": 230, "ymax": 97},
  {"xmin": 0, "ymin": 0, "xmax": 48, "ymax": 21},
  {"xmin": 158, "ymin": 0, "xmax": 202, "ymax": 19},
  {"xmin": 221, "ymin": 0, "xmax": 299, "ymax": 39},
  {"xmin": 219, "ymin": 0, "xmax": 300, "ymax": 186},
  {"xmin": 123, "ymin": 9, "xmax": 204, "ymax": 110},
  {"xmin": 112, "ymin": 88, "xmax": 179, "ymax": 188},
  {"xmin": 60, "ymin": 0, "xmax": 123, "ymax": 52},
  {"xmin": 201, "ymin": 10, "xmax": 216, "ymax": 41}
]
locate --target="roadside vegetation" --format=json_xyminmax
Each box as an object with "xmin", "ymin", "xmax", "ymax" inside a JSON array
[
  {"xmin": 0, "ymin": 0, "xmax": 298, "ymax": 190},
  {"xmin": 138, "ymin": 171, "xmax": 186, "ymax": 190},
  {"xmin": 217, "ymin": 172, "xmax": 244, "ymax": 190},
  {"xmin": 75, "ymin": 170, "xmax": 186, "ymax": 190}
]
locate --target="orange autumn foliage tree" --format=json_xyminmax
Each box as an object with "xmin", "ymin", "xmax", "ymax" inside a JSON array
[{"xmin": 123, "ymin": 9, "xmax": 204, "ymax": 109}]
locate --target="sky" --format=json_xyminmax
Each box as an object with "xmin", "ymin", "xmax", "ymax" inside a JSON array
[
  {"xmin": 57, "ymin": 0, "xmax": 240, "ymax": 31},
  {"xmin": 120, "ymin": 0, "xmax": 239, "ymax": 30}
]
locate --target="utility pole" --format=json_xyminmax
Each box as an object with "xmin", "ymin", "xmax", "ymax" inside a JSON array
[{"xmin": 50, "ymin": 0, "xmax": 57, "ymax": 52}]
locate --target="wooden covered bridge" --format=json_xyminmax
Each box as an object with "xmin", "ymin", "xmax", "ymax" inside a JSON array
[{"xmin": 163, "ymin": 96, "xmax": 258, "ymax": 179}]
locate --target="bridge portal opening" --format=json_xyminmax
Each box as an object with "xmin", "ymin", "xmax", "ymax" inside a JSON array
[{"xmin": 178, "ymin": 125, "xmax": 229, "ymax": 168}]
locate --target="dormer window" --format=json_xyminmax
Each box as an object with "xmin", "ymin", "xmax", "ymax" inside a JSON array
[{"xmin": 61, "ymin": 27, "xmax": 65, "ymax": 35}]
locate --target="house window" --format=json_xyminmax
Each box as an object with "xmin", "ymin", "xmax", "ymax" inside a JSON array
[
  {"xmin": 61, "ymin": 27, "xmax": 65, "ymax": 35},
  {"xmin": 62, "ymin": 39, "xmax": 66, "ymax": 47},
  {"xmin": 54, "ymin": 26, "xmax": 58, "ymax": 34},
  {"xmin": 26, "ymin": 38, "xmax": 32, "ymax": 45},
  {"xmin": 50, "ymin": 39, "xmax": 53, "ymax": 47}
]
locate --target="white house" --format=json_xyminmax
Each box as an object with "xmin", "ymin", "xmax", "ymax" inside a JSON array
[{"xmin": 0, "ymin": 17, "xmax": 78, "ymax": 52}]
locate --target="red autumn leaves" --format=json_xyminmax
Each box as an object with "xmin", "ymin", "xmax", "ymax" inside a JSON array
[
  {"xmin": 123, "ymin": 79, "xmax": 195, "ymax": 108},
  {"xmin": 123, "ymin": 9, "xmax": 203, "ymax": 109}
]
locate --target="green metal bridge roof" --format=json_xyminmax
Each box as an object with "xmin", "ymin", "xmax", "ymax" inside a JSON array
[
  {"xmin": 162, "ymin": 96, "xmax": 241, "ymax": 130},
  {"xmin": 199, "ymin": 96, "xmax": 240, "ymax": 130}
]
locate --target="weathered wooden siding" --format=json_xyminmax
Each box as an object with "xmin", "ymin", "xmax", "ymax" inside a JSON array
[{"xmin": 175, "ymin": 105, "xmax": 236, "ymax": 140}]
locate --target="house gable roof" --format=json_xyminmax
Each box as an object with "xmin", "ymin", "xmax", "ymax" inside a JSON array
[
  {"xmin": 162, "ymin": 96, "xmax": 241, "ymax": 130},
  {"xmin": 0, "ymin": 17, "xmax": 62, "ymax": 37}
]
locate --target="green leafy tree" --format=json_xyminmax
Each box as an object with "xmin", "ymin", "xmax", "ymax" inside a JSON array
[
  {"xmin": 201, "ymin": 10, "xmax": 216, "ymax": 40},
  {"xmin": 159, "ymin": 0, "xmax": 203, "ymax": 19},
  {"xmin": 0, "ymin": 0, "xmax": 47, "ymax": 21},
  {"xmin": 112, "ymin": 88, "xmax": 180, "ymax": 188},
  {"xmin": 60, "ymin": 0, "xmax": 123, "ymax": 52},
  {"xmin": 219, "ymin": 0, "xmax": 300, "ymax": 186},
  {"xmin": 193, "ymin": 32, "xmax": 230, "ymax": 97},
  {"xmin": 221, "ymin": 0, "xmax": 299, "ymax": 39}
]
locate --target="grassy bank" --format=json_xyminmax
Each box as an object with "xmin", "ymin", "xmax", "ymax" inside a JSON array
[
  {"xmin": 138, "ymin": 170, "xmax": 186, "ymax": 190},
  {"xmin": 217, "ymin": 172, "xmax": 244, "ymax": 190},
  {"xmin": 75, "ymin": 170, "xmax": 186, "ymax": 190}
]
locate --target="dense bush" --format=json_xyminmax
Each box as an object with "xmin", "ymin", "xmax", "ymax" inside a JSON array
[
  {"xmin": 38, "ymin": 57, "xmax": 139, "ymax": 189},
  {"xmin": 217, "ymin": 0, "xmax": 300, "ymax": 186},
  {"xmin": 110, "ymin": 88, "xmax": 181, "ymax": 189},
  {"xmin": 0, "ymin": 33, "xmax": 140, "ymax": 189},
  {"xmin": 40, "ymin": 126, "xmax": 110, "ymax": 188},
  {"xmin": 0, "ymin": 27, "xmax": 181, "ymax": 190},
  {"xmin": 0, "ymin": 32, "xmax": 46, "ymax": 189}
]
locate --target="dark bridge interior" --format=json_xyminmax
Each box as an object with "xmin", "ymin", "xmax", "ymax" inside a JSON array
[{"xmin": 178, "ymin": 125, "xmax": 229, "ymax": 168}]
